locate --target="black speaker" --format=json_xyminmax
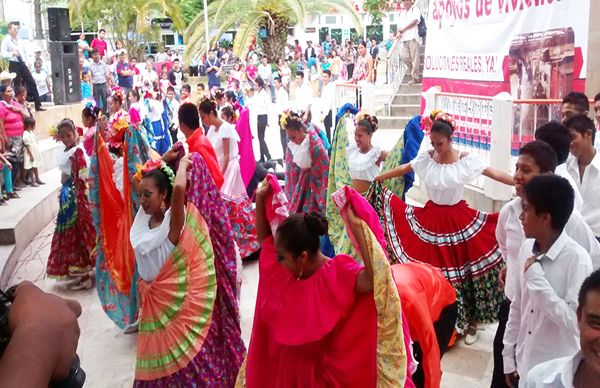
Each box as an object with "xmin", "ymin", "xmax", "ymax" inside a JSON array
[
  {"xmin": 49, "ymin": 41, "xmax": 81, "ymax": 105},
  {"xmin": 47, "ymin": 8, "xmax": 71, "ymax": 42}
]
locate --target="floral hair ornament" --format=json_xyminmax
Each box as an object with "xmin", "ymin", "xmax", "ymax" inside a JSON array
[
  {"xmin": 354, "ymin": 110, "xmax": 372, "ymax": 125},
  {"xmin": 107, "ymin": 111, "xmax": 129, "ymax": 149},
  {"xmin": 83, "ymin": 99, "xmax": 98, "ymax": 118},
  {"xmin": 110, "ymin": 86, "xmax": 125, "ymax": 105},
  {"xmin": 279, "ymin": 109, "xmax": 303, "ymax": 128},
  {"xmin": 48, "ymin": 124, "xmax": 60, "ymax": 142},
  {"xmin": 433, "ymin": 110, "xmax": 457, "ymax": 130},
  {"xmin": 134, "ymin": 159, "xmax": 176, "ymax": 189}
]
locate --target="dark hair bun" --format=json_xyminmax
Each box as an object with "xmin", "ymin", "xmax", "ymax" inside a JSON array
[
  {"xmin": 357, "ymin": 115, "xmax": 378, "ymax": 134},
  {"xmin": 304, "ymin": 212, "xmax": 328, "ymax": 237},
  {"xmin": 199, "ymin": 98, "xmax": 217, "ymax": 115}
]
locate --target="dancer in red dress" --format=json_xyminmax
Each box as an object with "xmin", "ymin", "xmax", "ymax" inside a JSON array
[
  {"xmin": 47, "ymin": 119, "xmax": 96, "ymax": 290},
  {"xmin": 375, "ymin": 111, "xmax": 513, "ymax": 344}
]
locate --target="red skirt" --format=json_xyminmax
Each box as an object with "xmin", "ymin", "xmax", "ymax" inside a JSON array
[{"xmin": 375, "ymin": 187, "xmax": 505, "ymax": 329}]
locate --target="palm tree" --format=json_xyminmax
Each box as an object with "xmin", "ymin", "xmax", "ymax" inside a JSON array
[
  {"xmin": 68, "ymin": 0, "xmax": 184, "ymax": 59},
  {"xmin": 185, "ymin": 0, "xmax": 361, "ymax": 62}
]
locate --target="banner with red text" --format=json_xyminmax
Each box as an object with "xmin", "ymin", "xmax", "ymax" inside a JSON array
[{"xmin": 422, "ymin": 0, "xmax": 590, "ymax": 98}]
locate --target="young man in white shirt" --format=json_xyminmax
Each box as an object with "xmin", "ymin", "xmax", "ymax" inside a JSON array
[
  {"xmin": 398, "ymin": 0, "xmax": 422, "ymax": 84},
  {"xmin": 319, "ymin": 69, "xmax": 336, "ymax": 144},
  {"xmin": 526, "ymin": 269, "xmax": 600, "ymax": 387},
  {"xmin": 561, "ymin": 92, "xmax": 589, "ymax": 123},
  {"xmin": 494, "ymin": 141, "xmax": 600, "ymax": 386},
  {"xmin": 535, "ymin": 121, "xmax": 584, "ymax": 211},
  {"xmin": 274, "ymin": 77, "xmax": 289, "ymax": 158},
  {"xmin": 564, "ymin": 115, "xmax": 600, "ymax": 240},
  {"xmin": 257, "ymin": 56, "xmax": 275, "ymax": 103},
  {"xmin": 503, "ymin": 174, "xmax": 593, "ymax": 387},
  {"xmin": 292, "ymin": 72, "xmax": 312, "ymax": 124}
]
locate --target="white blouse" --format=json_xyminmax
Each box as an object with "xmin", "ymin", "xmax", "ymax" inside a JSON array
[
  {"xmin": 207, "ymin": 122, "xmax": 240, "ymax": 169},
  {"xmin": 112, "ymin": 156, "xmax": 124, "ymax": 198},
  {"xmin": 410, "ymin": 151, "xmax": 486, "ymax": 206},
  {"xmin": 288, "ymin": 136, "xmax": 311, "ymax": 169},
  {"xmin": 57, "ymin": 144, "xmax": 86, "ymax": 176},
  {"xmin": 347, "ymin": 143, "xmax": 382, "ymax": 181},
  {"xmin": 130, "ymin": 208, "xmax": 175, "ymax": 282}
]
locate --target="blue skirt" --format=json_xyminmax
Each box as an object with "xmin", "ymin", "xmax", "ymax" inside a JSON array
[{"xmin": 151, "ymin": 120, "xmax": 171, "ymax": 155}]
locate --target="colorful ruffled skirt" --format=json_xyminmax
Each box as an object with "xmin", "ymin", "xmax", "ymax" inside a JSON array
[
  {"xmin": 47, "ymin": 178, "xmax": 96, "ymax": 278},
  {"xmin": 134, "ymin": 204, "xmax": 219, "ymax": 386},
  {"xmin": 372, "ymin": 187, "xmax": 505, "ymax": 331},
  {"xmin": 221, "ymin": 158, "xmax": 260, "ymax": 259}
]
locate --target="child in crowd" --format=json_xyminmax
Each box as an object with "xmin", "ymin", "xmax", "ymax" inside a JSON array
[
  {"xmin": 81, "ymin": 70, "xmax": 93, "ymax": 100},
  {"xmin": 22, "ymin": 117, "xmax": 44, "ymax": 186},
  {"xmin": 47, "ymin": 119, "xmax": 96, "ymax": 290},
  {"xmin": 165, "ymin": 86, "xmax": 180, "ymax": 145},
  {"xmin": 180, "ymin": 83, "xmax": 192, "ymax": 103},
  {"xmin": 159, "ymin": 71, "xmax": 171, "ymax": 97},
  {"xmin": 0, "ymin": 151, "xmax": 16, "ymax": 204},
  {"xmin": 503, "ymin": 174, "xmax": 592, "ymax": 385}
]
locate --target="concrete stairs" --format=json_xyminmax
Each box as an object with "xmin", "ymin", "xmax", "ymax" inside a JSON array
[{"xmin": 378, "ymin": 83, "xmax": 423, "ymax": 130}]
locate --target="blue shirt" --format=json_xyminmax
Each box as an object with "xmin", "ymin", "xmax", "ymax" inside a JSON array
[
  {"xmin": 81, "ymin": 81, "xmax": 92, "ymax": 100},
  {"xmin": 206, "ymin": 58, "xmax": 221, "ymax": 87}
]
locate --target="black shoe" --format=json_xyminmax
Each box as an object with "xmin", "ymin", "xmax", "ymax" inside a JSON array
[{"xmin": 35, "ymin": 106, "xmax": 46, "ymax": 112}]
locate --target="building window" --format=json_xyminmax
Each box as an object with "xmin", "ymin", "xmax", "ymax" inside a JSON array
[{"xmin": 162, "ymin": 34, "xmax": 175, "ymax": 46}]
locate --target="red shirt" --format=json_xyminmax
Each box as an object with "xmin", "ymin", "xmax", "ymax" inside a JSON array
[
  {"xmin": 0, "ymin": 101, "xmax": 25, "ymax": 137},
  {"xmin": 186, "ymin": 128, "xmax": 224, "ymax": 189},
  {"xmin": 392, "ymin": 263, "xmax": 456, "ymax": 388},
  {"xmin": 91, "ymin": 38, "xmax": 108, "ymax": 56}
]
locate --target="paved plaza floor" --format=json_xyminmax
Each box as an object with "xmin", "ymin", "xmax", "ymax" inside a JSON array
[{"xmin": 10, "ymin": 220, "xmax": 496, "ymax": 387}]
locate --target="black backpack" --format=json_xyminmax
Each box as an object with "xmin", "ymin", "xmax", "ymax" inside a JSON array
[{"xmin": 418, "ymin": 16, "xmax": 427, "ymax": 38}]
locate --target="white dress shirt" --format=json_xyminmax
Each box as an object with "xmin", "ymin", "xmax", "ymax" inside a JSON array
[
  {"xmin": 555, "ymin": 162, "xmax": 583, "ymax": 212},
  {"xmin": 566, "ymin": 151, "xmax": 600, "ymax": 236},
  {"xmin": 497, "ymin": 197, "xmax": 600, "ymax": 303},
  {"xmin": 320, "ymin": 81, "xmax": 336, "ymax": 117},
  {"xmin": 398, "ymin": 6, "xmax": 422, "ymax": 44},
  {"xmin": 1, "ymin": 35, "xmax": 26, "ymax": 62},
  {"xmin": 525, "ymin": 351, "xmax": 582, "ymax": 388},
  {"xmin": 293, "ymin": 83, "xmax": 312, "ymax": 113},
  {"xmin": 502, "ymin": 232, "xmax": 592, "ymax": 384},
  {"xmin": 275, "ymin": 87, "xmax": 289, "ymax": 116},
  {"xmin": 253, "ymin": 89, "xmax": 270, "ymax": 116}
]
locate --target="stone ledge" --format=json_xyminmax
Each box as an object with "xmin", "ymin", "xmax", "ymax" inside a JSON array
[{"xmin": 0, "ymin": 168, "xmax": 61, "ymax": 288}]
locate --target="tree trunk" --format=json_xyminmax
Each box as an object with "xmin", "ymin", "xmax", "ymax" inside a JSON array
[
  {"xmin": 34, "ymin": 0, "xmax": 43, "ymax": 40},
  {"xmin": 262, "ymin": 16, "xmax": 289, "ymax": 63}
]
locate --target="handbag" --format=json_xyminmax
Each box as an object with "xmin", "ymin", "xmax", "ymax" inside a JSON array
[{"xmin": 418, "ymin": 16, "xmax": 427, "ymax": 38}]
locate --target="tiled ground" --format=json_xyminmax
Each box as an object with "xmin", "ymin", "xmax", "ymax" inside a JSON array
[{"xmin": 12, "ymin": 220, "xmax": 495, "ymax": 387}]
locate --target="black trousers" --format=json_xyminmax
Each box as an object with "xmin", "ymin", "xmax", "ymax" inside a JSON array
[
  {"xmin": 9, "ymin": 60, "xmax": 40, "ymax": 108},
  {"xmin": 412, "ymin": 302, "xmax": 458, "ymax": 388},
  {"xmin": 93, "ymin": 83, "xmax": 108, "ymax": 114},
  {"xmin": 257, "ymin": 114, "xmax": 271, "ymax": 162},
  {"xmin": 347, "ymin": 64, "xmax": 355, "ymax": 80},
  {"xmin": 491, "ymin": 299, "xmax": 511, "ymax": 388},
  {"xmin": 324, "ymin": 110, "xmax": 333, "ymax": 144}
]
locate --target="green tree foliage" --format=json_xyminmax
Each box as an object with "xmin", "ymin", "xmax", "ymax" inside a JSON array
[
  {"xmin": 68, "ymin": 0, "xmax": 184, "ymax": 59},
  {"xmin": 185, "ymin": 0, "xmax": 361, "ymax": 63}
]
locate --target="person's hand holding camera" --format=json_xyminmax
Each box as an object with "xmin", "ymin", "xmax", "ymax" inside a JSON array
[{"xmin": 0, "ymin": 281, "xmax": 82, "ymax": 386}]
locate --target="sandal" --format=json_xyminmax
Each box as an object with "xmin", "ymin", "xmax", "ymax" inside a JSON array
[{"xmin": 7, "ymin": 192, "xmax": 19, "ymax": 199}]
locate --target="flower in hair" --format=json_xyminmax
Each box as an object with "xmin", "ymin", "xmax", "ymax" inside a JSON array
[
  {"xmin": 433, "ymin": 111, "xmax": 456, "ymax": 130},
  {"xmin": 48, "ymin": 124, "xmax": 60, "ymax": 142},
  {"xmin": 107, "ymin": 112, "xmax": 129, "ymax": 149},
  {"xmin": 137, "ymin": 159, "xmax": 176, "ymax": 189}
]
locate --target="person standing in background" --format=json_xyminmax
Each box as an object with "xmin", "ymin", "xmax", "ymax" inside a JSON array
[
  {"xmin": 319, "ymin": 70, "xmax": 335, "ymax": 144},
  {"xmin": 206, "ymin": 50, "xmax": 222, "ymax": 90},
  {"xmin": 1, "ymin": 22, "xmax": 43, "ymax": 111},
  {"xmin": 115, "ymin": 51, "xmax": 134, "ymax": 109},
  {"xmin": 90, "ymin": 29, "xmax": 108, "ymax": 59},
  {"xmin": 369, "ymin": 37, "xmax": 380, "ymax": 84},
  {"xmin": 397, "ymin": 0, "xmax": 422, "ymax": 84},
  {"xmin": 31, "ymin": 60, "xmax": 51, "ymax": 103},
  {"xmin": 274, "ymin": 77, "xmax": 289, "ymax": 157},
  {"xmin": 167, "ymin": 58, "xmax": 184, "ymax": 98},
  {"xmin": 258, "ymin": 56, "xmax": 275, "ymax": 102},
  {"xmin": 88, "ymin": 49, "xmax": 110, "ymax": 114}
]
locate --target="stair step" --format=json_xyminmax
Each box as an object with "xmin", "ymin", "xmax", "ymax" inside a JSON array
[
  {"xmin": 392, "ymin": 93, "xmax": 422, "ymax": 105},
  {"xmin": 396, "ymin": 83, "xmax": 423, "ymax": 93},
  {"xmin": 377, "ymin": 116, "xmax": 413, "ymax": 130},
  {"xmin": 38, "ymin": 138, "xmax": 63, "ymax": 174},
  {"xmin": 389, "ymin": 104, "xmax": 421, "ymax": 117}
]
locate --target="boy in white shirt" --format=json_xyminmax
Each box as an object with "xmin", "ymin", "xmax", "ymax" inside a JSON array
[
  {"xmin": 274, "ymin": 77, "xmax": 289, "ymax": 157},
  {"xmin": 493, "ymin": 141, "xmax": 600, "ymax": 386},
  {"xmin": 526, "ymin": 269, "xmax": 600, "ymax": 387},
  {"xmin": 503, "ymin": 174, "xmax": 593, "ymax": 387},
  {"xmin": 564, "ymin": 115, "xmax": 600, "ymax": 240},
  {"xmin": 535, "ymin": 121, "xmax": 584, "ymax": 211}
]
